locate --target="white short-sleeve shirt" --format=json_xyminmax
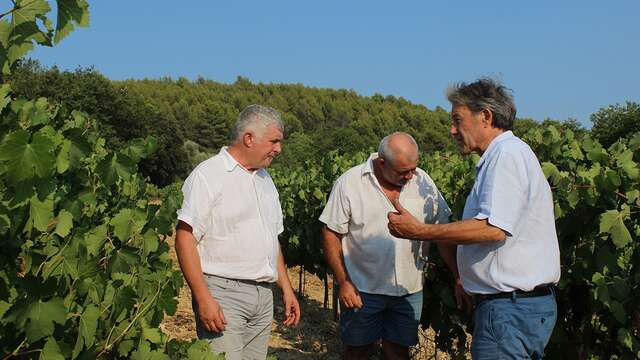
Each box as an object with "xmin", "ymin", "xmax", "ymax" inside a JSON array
[
  {"xmin": 320, "ymin": 153, "xmax": 451, "ymax": 296},
  {"xmin": 177, "ymin": 147, "xmax": 283, "ymax": 282},
  {"xmin": 457, "ymin": 131, "xmax": 561, "ymax": 294}
]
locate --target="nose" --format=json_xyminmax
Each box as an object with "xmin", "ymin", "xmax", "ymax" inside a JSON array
[
  {"xmin": 274, "ymin": 142, "xmax": 282, "ymax": 155},
  {"xmin": 450, "ymin": 125, "xmax": 458, "ymax": 136}
]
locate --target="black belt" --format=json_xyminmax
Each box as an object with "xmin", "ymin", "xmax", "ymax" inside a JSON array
[{"xmin": 473, "ymin": 284, "xmax": 554, "ymax": 304}]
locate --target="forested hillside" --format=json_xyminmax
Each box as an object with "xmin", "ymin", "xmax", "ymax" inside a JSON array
[{"xmin": 8, "ymin": 60, "xmax": 459, "ymax": 185}]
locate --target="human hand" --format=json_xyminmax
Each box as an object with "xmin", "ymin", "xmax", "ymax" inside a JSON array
[
  {"xmin": 339, "ymin": 280, "xmax": 363, "ymax": 309},
  {"xmin": 196, "ymin": 293, "xmax": 227, "ymax": 332},
  {"xmin": 387, "ymin": 198, "xmax": 422, "ymax": 239},
  {"xmin": 454, "ymin": 278, "xmax": 473, "ymax": 314},
  {"xmin": 282, "ymin": 288, "xmax": 301, "ymax": 327}
]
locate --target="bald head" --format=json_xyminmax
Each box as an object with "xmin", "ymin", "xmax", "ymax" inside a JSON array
[{"xmin": 378, "ymin": 132, "xmax": 419, "ymax": 165}]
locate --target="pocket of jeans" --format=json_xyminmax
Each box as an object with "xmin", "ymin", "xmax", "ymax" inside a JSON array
[{"xmin": 488, "ymin": 303, "xmax": 510, "ymax": 341}]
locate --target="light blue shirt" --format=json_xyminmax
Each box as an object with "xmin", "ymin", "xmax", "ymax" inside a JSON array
[{"xmin": 457, "ymin": 131, "xmax": 561, "ymax": 294}]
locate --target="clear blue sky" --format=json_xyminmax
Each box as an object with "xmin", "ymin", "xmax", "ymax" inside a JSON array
[{"xmin": 32, "ymin": 0, "xmax": 639, "ymax": 127}]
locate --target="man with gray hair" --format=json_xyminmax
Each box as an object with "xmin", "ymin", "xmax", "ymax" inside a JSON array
[
  {"xmin": 388, "ymin": 79, "xmax": 561, "ymax": 359},
  {"xmin": 320, "ymin": 132, "xmax": 451, "ymax": 359},
  {"xmin": 175, "ymin": 104, "xmax": 300, "ymax": 359}
]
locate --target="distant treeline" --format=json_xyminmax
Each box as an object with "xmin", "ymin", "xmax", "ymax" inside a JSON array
[{"xmin": 8, "ymin": 60, "xmax": 638, "ymax": 185}]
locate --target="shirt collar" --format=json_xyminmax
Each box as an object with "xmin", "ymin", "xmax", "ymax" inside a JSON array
[
  {"xmin": 476, "ymin": 130, "xmax": 514, "ymax": 169},
  {"xmin": 220, "ymin": 146, "xmax": 267, "ymax": 177},
  {"xmin": 361, "ymin": 153, "xmax": 379, "ymax": 176},
  {"xmin": 220, "ymin": 147, "xmax": 240, "ymax": 172}
]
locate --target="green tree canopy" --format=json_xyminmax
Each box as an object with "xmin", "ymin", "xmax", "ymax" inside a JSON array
[{"xmin": 591, "ymin": 101, "xmax": 640, "ymax": 147}]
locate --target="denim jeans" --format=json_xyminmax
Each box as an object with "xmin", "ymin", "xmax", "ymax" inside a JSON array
[
  {"xmin": 340, "ymin": 290, "xmax": 423, "ymax": 347},
  {"xmin": 471, "ymin": 292, "xmax": 557, "ymax": 360}
]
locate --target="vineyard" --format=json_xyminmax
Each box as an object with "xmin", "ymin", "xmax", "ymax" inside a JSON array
[
  {"xmin": 269, "ymin": 128, "xmax": 640, "ymax": 359},
  {"xmin": 1, "ymin": 1, "xmax": 639, "ymax": 359}
]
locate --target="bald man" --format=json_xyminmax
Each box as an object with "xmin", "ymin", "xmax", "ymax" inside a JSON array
[{"xmin": 320, "ymin": 132, "xmax": 451, "ymax": 359}]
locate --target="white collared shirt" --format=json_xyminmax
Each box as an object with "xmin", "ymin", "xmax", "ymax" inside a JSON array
[
  {"xmin": 457, "ymin": 131, "xmax": 561, "ymax": 294},
  {"xmin": 177, "ymin": 147, "xmax": 283, "ymax": 282},
  {"xmin": 320, "ymin": 153, "xmax": 451, "ymax": 296}
]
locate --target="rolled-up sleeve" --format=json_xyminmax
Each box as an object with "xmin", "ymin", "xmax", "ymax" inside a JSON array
[
  {"xmin": 177, "ymin": 170, "xmax": 213, "ymax": 241},
  {"xmin": 319, "ymin": 177, "xmax": 350, "ymax": 234}
]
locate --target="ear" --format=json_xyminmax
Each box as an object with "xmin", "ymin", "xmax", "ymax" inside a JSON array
[
  {"xmin": 242, "ymin": 132, "xmax": 254, "ymax": 148},
  {"xmin": 480, "ymin": 109, "xmax": 494, "ymax": 128}
]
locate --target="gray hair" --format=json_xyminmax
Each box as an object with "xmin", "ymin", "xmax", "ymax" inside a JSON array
[
  {"xmin": 378, "ymin": 132, "xmax": 419, "ymax": 165},
  {"xmin": 232, "ymin": 104, "xmax": 284, "ymax": 141},
  {"xmin": 446, "ymin": 78, "xmax": 516, "ymax": 130}
]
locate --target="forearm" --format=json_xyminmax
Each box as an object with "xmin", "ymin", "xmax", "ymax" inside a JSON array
[
  {"xmin": 276, "ymin": 244, "xmax": 294, "ymax": 294},
  {"xmin": 416, "ymin": 218, "xmax": 506, "ymax": 244},
  {"xmin": 321, "ymin": 226, "xmax": 350, "ymax": 285},
  {"xmin": 175, "ymin": 222, "xmax": 210, "ymax": 301},
  {"xmin": 436, "ymin": 242, "xmax": 459, "ymax": 278}
]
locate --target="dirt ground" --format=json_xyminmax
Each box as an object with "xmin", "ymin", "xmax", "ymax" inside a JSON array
[{"xmin": 161, "ymin": 237, "xmax": 466, "ymax": 359}]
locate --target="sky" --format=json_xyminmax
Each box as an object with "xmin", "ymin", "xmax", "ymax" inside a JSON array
[{"xmin": 32, "ymin": 0, "xmax": 640, "ymax": 127}]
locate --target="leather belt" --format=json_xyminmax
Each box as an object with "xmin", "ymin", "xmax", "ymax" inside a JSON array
[{"xmin": 473, "ymin": 284, "xmax": 554, "ymax": 304}]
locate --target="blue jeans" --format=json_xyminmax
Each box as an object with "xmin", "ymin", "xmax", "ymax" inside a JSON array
[
  {"xmin": 471, "ymin": 292, "xmax": 557, "ymax": 360},
  {"xmin": 340, "ymin": 291, "xmax": 423, "ymax": 347}
]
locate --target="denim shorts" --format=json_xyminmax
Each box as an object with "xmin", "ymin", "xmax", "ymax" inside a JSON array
[
  {"xmin": 471, "ymin": 292, "xmax": 557, "ymax": 360},
  {"xmin": 340, "ymin": 290, "xmax": 423, "ymax": 347}
]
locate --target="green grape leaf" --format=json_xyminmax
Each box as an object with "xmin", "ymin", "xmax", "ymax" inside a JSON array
[
  {"xmin": 617, "ymin": 328, "xmax": 633, "ymax": 350},
  {"xmin": 40, "ymin": 337, "xmax": 65, "ymax": 360},
  {"xmin": 0, "ymin": 214, "xmax": 10, "ymax": 235},
  {"xmin": 97, "ymin": 153, "xmax": 135, "ymax": 186},
  {"xmin": 56, "ymin": 139, "xmax": 71, "ymax": 173},
  {"xmin": 20, "ymin": 98, "xmax": 51, "ymax": 126},
  {"xmin": 84, "ymin": 224, "xmax": 107, "ymax": 256},
  {"xmin": 118, "ymin": 340, "xmax": 135, "ymax": 357},
  {"xmin": 599, "ymin": 209, "xmax": 632, "ymax": 249},
  {"xmin": 312, "ymin": 187, "xmax": 324, "ymax": 201},
  {"xmin": 110, "ymin": 208, "xmax": 147, "ymax": 241},
  {"xmin": 122, "ymin": 137, "xmax": 155, "ymax": 163},
  {"xmin": 0, "ymin": 129, "xmax": 55, "ymax": 182},
  {"xmin": 79, "ymin": 305, "xmax": 99, "ymax": 348},
  {"xmin": 0, "ymin": 83, "xmax": 11, "ymax": 110},
  {"xmin": 0, "ymin": 21, "xmax": 11, "ymax": 48},
  {"xmin": 616, "ymin": 149, "xmax": 639, "ymax": 180},
  {"xmin": 604, "ymin": 169, "xmax": 621, "ymax": 190},
  {"xmin": 28, "ymin": 194, "xmax": 54, "ymax": 232},
  {"xmin": 187, "ymin": 340, "xmax": 221, "ymax": 360},
  {"xmin": 0, "ymin": 300, "xmax": 10, "ymax": 318},
  {"xmin": 54, "ymin": 209, "xmax": 73, "ymax": 237},
  {"xmin": 12, "ymin": 297, "xmax": 67, "ymax": 342},
  {"xmin": 609, "ymin": 300, "xmax": 627, "ymax": 324},
  {"xmin": 626, "ymin": 189, "xmax": 640, "ymax": 205},
  {"xmin": 12, "ymin": 0, "xmax": 51, "ymax": 26},
  {"xmin": 629, "ymin": 133, "xmax": 640, "ymax": 151},
  {"xmin": 7, "ymin": 42, "xmax": 34, "ymax": 65},
  {"xmin": 142, "ymin": 326, "xmax": 163, "ymax": 344},
  {"xmin": 541, "ymin": 162, "xmax": 562, "ymax": 185},
  {"xmin": 54, "ymin": 0, "xmax": 90, "ymax": 44},
  {"xmin": 157, "ymin": 286, "xmax": 178, "ymax": 316},
  {"xmin": 109, "ymin": 250, "xmax": 138, "ymax": 274},
  {"xmin": 142, "ymin": 230, "xmax": 159, "ymax": 254}
]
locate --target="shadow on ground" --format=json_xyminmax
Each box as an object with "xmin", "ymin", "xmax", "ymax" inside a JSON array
[{"xmin": 268, "ymin": 290, "xmax": 341, "ymax": 359}]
